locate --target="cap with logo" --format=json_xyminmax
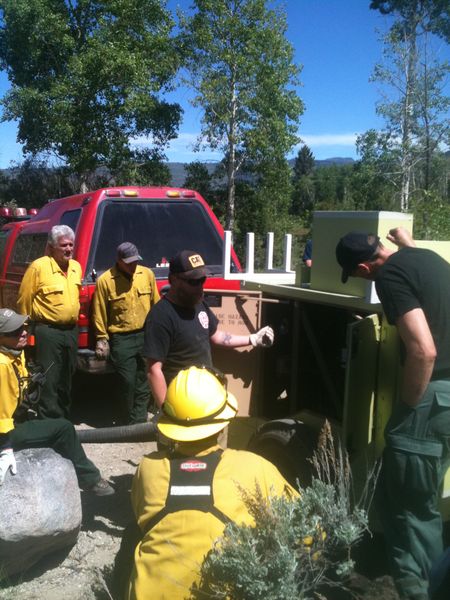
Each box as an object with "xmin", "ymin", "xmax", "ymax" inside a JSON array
[
  {"xmin": 336, "ymin": 231, "xmax": 380, "ymax": 283},
  {"xmin": 0, "ymin": 308, "xmax": 28, "ymax": 334},
  {"xmin": 117, "ymin": 242, "xmax": 142, "ymax": 264},
  {"xmin": 169, "ymin": 250, "xmax": 207, "ymax": 279}
]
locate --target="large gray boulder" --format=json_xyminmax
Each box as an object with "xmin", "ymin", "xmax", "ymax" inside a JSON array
[{"xmin": 0, "ymin": 447, "xmax": 82, "ymax": 577}]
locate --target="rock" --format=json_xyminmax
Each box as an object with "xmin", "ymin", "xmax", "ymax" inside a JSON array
[{"xmin": 0, "ymin": 447, "xmax": 82, "ymax": 577}]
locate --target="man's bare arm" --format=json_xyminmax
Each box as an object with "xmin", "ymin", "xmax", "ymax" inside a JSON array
[
  {"xmin": 210, "ymin": 329, "xmax": 251, "ymax": 348},
  {"xmin": 146, "ymin": 359, "xmax": 167, "ymax": 408},
  {"xmin": 396, "ymin": 308, "xmax": 436, "ymax": 407}
]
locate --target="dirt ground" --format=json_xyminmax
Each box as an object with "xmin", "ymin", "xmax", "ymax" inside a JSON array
[{"xmin": 0, "ymin": 374, "xmax": 402, "ymax": 600}]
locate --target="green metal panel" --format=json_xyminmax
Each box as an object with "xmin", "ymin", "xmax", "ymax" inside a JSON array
[
  {"xmin": 342, "ymin": 314, "xmax": 380, "ymax": 455},
  {"xmin": 373, "ymin": 318, "xmax": 401, "ymax": 456}
]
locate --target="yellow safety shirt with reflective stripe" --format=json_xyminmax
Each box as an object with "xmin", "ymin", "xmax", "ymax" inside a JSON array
[
  {"xmin": 92, "ymin": 265, "xmax": 160, "ymax": 338},
  {"xmin": 127, "ymin": 443, "xmax": 297, "ymax": 600},
  {"xmin": 0, "ymin": 351, "xmax": 27, "ymax": 435},
  {"xmin": 17, "ymin": 256, "xmax": 81, "ymax": 325}
]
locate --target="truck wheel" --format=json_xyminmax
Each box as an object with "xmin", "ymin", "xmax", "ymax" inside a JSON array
[{"xmin": 247, "ymin": 422, "xmax": 318, "ymax": 488}]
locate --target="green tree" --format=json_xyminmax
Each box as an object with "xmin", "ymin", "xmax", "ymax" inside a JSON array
[
  {"xmin": 369, "ymin": 0, "xmax": 450, "ymax": 211},
  {"xmin": 370, "ymin": 0, "xmax": 450, "ymax": 43},
  {"xmin": 291, "ymin": 145, "xmax": 316, "ymax": 218},
  {"xmin": 0, "ymin": 158, "xmax": 76, "ymax": 208},
  {"xmin": 183, "ymin": 160, "xmax": 214, "ymax": 200},
  {"xmin": 180, "ymin": 0, "xmax": 303, "ymax": 232},
  {"xmin": 0, "ymin": 0, "xmax": 182, "ymax": 188},
  {"xmin": 293, "ymin": 145, "xmax": 315, "ymax": 179}
]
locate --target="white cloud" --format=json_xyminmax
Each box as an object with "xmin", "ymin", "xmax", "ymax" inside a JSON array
[
  {"xmin": 131, "ymin": 131, "xmax": 361, "ymax": 162},
  {"xmin": 298, "ymin": 133, "xmax": 359, "ymax": 147}
]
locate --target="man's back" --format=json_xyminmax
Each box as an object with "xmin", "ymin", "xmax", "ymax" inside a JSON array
[
  {"xmin": 376, "ymin": 247, "xmax": 450, "ymax": 375},
  {"xmin": 128, "ymin": 446, "xmax": 295, "ymax": 599}
]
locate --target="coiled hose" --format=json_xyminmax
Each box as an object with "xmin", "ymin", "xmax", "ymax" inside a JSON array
[{"xmin": 76, "ymin": 422, "xmax": 158, "ymax": 444}]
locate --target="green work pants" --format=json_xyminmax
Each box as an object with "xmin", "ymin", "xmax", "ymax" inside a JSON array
[
  {"xmin": 378, "ymin": 379, "xmax": 450, "ymax": 599},
  {"xmin": 34, "ymin": 323, "xmax": 78, "ymax": 419},
  {"xmin": 10, "ymin": 418, "xmax": 100, "ymax": 488},
  {"xmin": 110, "ymin": 330, "xmax": 150, "ymax": 424}
]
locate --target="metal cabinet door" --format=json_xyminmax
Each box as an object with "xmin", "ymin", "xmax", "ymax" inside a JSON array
[{"xmin": 342, "ymin": 314, "xmax": 380, "ymax": 456}]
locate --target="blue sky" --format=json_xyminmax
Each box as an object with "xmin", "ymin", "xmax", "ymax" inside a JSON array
[{"xmin": 0, "ymin": 1, "xmax": 448, "ymax": 167}]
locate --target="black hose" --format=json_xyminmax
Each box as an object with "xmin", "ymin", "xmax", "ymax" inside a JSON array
[{"xmin": 77, "ymin": 422, "xmax": 158, "ymax": 444}]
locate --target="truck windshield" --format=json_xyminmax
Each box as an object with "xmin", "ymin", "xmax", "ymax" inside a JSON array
[{"xmin": 89, "ymin": 200, "xmax": 234, "ymax": 278}]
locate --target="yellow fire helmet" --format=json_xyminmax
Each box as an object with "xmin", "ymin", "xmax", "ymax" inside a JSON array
[{"xmin": 157, "ymin": 366, "xmax": 238, "ymax": 442}]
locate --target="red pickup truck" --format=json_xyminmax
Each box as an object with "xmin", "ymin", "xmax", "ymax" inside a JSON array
[{"xmin": 0, "ymin": 186, "xmax": 241, "ymax": 372}]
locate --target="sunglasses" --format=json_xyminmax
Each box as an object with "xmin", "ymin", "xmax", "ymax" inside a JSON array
[{"xmin": 179, "ymin": 276, "xmax": 207, "ymax": 287}]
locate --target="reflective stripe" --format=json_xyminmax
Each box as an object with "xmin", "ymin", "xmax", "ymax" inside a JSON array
[{"xmin": 170, "ymin": 485, "xmax": 211, "ymax": 496}]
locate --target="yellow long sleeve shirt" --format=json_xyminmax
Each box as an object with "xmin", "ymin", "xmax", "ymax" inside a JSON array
[
  {"xmin": 91, "ymin": 265, "xmax": 160, "ymax": 338},
  {"xmin": 17, "ymin": 256, "xmax": 82, "ymax": 325},
  {"xmin": 128, "ymin": 443, "xmax": 297, "ymax": 600},
  {"xmin": 0, "ymin": 351, "xmax": 27, "ymax": 436}
]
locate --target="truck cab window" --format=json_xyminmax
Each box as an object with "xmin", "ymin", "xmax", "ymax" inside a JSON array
[
  {"xmin": 12, "ymin": 234, "xmax": 47, "ymax": 265},
  {"xmin": 89, "ymin": 200, "xmax": 234, "ymax": 278}
]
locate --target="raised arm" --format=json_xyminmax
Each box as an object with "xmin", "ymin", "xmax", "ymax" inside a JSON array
[{"xmin": 387, "ymin": 227, "xmax": 416, "ymax": 249}]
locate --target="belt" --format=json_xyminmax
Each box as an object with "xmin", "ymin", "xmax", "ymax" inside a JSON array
[
  {"xmin": 111, "ymin": 328, "xmax": 144, "ymax": 336},
  {"xmin": 35, "ymin": 321, "xmax": 77, "ymax": 330}
]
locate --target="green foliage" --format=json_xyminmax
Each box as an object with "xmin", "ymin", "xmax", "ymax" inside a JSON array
[
  {"xmin": 370, "ymin": 0, "xmax": 450, "ymax": 43},
  {"xmin": 114, "ymin": 148, "xmax": 172, "ymax": 186},
  {"xmin": 293, "ymin": 145, "xmax": 315, "ymax": 179},
  {"xmin": 183, "ymin": 161, "xmax": 214, "ymax": 200},
  {"xmin": 180, "ymin": 0, "xmax": 303, "ymax": 231},
  {"xmin": 365, "ymin": 0, "xmax": 450, "ymax": 211},
  {"xmin": 0, "ymin": 158, "xmax": 76, "ymax": 208},
  {"xmin": 192, "ymin": 423, "xmax": 379, "ymax": 600},
  {"xmin": 0, "ymin": 0, "xmax": 182, "ymax": 184}
]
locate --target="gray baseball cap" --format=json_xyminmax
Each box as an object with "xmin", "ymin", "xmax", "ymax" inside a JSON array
[
  {"xmin": 117, "ymin": 242, "xmax": 142, "ymax": 264},
  {"xmin": 0, "ymin": 308, "xmax": 28, "ymax": 334}
]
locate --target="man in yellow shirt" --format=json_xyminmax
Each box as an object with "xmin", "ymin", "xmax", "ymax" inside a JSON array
[
  {"xmin": 92, "ymin": 242, "xmax": 160, "ymax": 424},
  {"xmin": 0, "ymin": 308, "xmax": 113, "ymax": 495},
  {"xmin": 17, "ymin": 225, "xmax": 81, "ymax": 419},
  {"xmin": 125, "ymin": 366, "xmax": 296, "ymax": 600}
]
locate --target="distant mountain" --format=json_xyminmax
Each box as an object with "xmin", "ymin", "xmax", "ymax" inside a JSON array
[
  {"xmin": 315, "ymin": 157, "xmax": 355, "ymax": 167},
  {"xmin": 169, "ymin": 157, "xmax": 355, "ymax": 186},
  {"xmin": 0, "ymin": 157, "xmax": 356, "ymax": 189}
]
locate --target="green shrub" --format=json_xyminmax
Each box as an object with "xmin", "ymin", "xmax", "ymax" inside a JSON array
[{"xmin": 191, "ymin": 422, "xmax": 380, "ymax": 600}]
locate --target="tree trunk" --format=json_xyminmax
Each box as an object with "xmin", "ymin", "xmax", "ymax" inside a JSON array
[
  {"xmin": 400, "ymin": 23, "xmax": 417, "ymax": 212},
  {"xmin": 225, "ymin": 76, "xmax": 237, "ymax": 232}
]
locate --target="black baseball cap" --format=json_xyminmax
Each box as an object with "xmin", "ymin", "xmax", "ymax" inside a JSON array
[
  {"xmin": 336, "ymin": 232, "xmax": 380, "ymax": 283},
  {"xmin": 169, "ymin": 250, "xmax": 207, "ymax": 279}
]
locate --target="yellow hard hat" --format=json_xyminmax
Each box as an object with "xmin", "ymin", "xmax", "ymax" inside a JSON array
[{"xmin": 157, "ymin": 366, "xmax": 238, "ymax": 442}]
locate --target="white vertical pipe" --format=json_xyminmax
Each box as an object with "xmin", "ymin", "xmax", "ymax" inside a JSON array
[
  {"xmin": 283, "ymin": 234, "xmax": 292, "ymax": 272},
  {"xmin": 245, "ymin": 232, "xmax": 254, "ymax": 273},
  {"xmin": 265, "ymin": 232, "xmax": 274, "ymax": 271},
  {"xmin": 223, "ymin": 230, "xmax": 232, "ymax": 276}
]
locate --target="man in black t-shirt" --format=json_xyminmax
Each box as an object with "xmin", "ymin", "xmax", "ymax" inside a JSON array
[
  {"xmin": 144, "ymin": 250, "xmax": 274, "ymax": 408},
  {"xmin": 336, "ymin": 228, "xmax": 450, "ymax": 600}
]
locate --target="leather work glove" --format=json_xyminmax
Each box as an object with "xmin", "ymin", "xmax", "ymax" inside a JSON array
[
  {"xmin": 249, "ymin": 325, "xmax": 274, "ymax": 348},
  {"xmin": 95, "ymin": 338, "xmax": 110, "ymax": 360},
  {"xmin": 0, "ymin": 448, "xmax": 17, "ymax": 485}
]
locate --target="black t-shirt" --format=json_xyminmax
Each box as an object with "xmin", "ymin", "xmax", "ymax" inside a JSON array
[
  {"xmin": 375, "ymin": 247, "xmax": 450, "ymax": 375},
  {"xmin": 143, "ymin": 297, "xmax": 219, "ymax": 384}
]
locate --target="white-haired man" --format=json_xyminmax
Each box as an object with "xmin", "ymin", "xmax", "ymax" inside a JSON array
[{"xmin": 17, "ymin": 225, "xmax": 81, "ymax": 419}]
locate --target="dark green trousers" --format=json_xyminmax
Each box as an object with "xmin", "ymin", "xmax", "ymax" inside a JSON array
[
  {"xmin": 34, "ymin": 323, "xmax": 78, "ymax": 419},
  {"xmin": 110, "ymin": 330, "xmax": 150, "ymax": 424},
  {"xmin": 10, "ymin": 418, "xmax": 100, "ymax": 488},
  {"xmin": 378, "ymin": 379, "xmax": 450, "ymax": 599}
]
